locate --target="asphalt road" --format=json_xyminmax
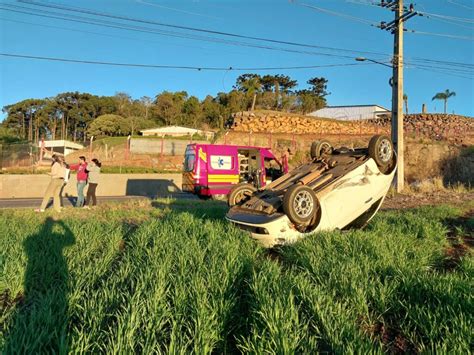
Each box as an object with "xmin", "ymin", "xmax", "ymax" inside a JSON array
[{"xmin": 0, "ymin": 193, "xmax": 197, "ymax": 209}]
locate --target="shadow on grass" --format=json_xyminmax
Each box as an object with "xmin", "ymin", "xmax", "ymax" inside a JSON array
[
  {"xmin": 3, "ymin": 217, "xmax": 75, "ymax": 354},
  {"xmin": 436, "ymin": 209, "xmax": 474, "ymax": 272}
]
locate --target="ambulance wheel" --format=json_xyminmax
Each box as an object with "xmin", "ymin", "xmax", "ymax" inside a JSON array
[
  {"xmin": 228, "ymin": 183, "xmax": 256, "ymax": 207},
  {"xmin": 283, "ymin": 184, "xmax": 319, "ymax": 225}
]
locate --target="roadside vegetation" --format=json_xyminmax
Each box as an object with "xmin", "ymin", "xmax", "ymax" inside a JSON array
[{"xmin": 1, "ymin": 200, "xmax": 472, "ymax": 353}]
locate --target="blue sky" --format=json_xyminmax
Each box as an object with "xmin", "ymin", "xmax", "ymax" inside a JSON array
[{"xmin": 0, "ymin": 0, "xmax": 473, "ymax": 119}]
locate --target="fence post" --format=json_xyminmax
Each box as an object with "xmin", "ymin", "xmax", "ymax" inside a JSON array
[
  {"xmin": 39, "ymin": 138, "xmax": 45, "ymax": 164},
  {"xmin": 124, "ymin": 135, "xmax": 131, "ymax": 160},
  {"xmin": 89, "ymin": 136, "xmax": 94, "ymax": 160},
  {"xmin": 160, "ymin": 135, "xmax": 164, "ymax": 158}
]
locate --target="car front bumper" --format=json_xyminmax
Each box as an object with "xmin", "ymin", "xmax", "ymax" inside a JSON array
[{"xmin": 225, "ymin": 210, "xmax": 302, "ymax": 247}]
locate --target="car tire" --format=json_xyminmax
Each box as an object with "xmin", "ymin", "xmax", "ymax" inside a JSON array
[
  {"xmin": 310, "ymin": 140, "xmax": 332, "ymax": 160},
  {"xmin": 283, "ymin": 184, "xmax": 319, "ymax": 225},
  {"xmin": 228, "ymin": 183, "xmax": 256, "ymax": 206},
  {"xmin": 368, "ymin": 135, "xmax": 393, "ymax": 167}
]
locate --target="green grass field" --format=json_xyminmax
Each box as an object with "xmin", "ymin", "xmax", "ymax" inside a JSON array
[{"xmin": 0, "ymin": 200, "xmax": 472, "ymax": 353}]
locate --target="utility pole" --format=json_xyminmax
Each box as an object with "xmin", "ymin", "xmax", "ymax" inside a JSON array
[
  {"xmin": 392, "ymin": 0, "xmax": 404, "ymax": 192},
  {"xmin": 378, "ymin": 0, "xmax": 417, "ymax": 192}
]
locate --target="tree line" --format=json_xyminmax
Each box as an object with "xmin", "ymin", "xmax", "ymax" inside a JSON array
[{"xmin": 1, "ymin": 74, "xmax": 328, "ymax": 143}]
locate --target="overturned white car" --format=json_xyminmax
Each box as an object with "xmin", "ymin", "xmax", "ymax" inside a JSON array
[{"xmin": 226, "ymin": 135, "xmax": 397, "ymax": 247}]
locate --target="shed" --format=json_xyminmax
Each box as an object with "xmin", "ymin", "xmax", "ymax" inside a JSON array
[
  {"xmin": 140, "ymin": 126, "xmax": 214, "ymax": 139},
  {"xmin": 309, "ymin": 105, "xmax": 390, "ymax": 121},
  {"xmin": 38, "ymin": 140, "xmax": 85, "ymax": 157}
]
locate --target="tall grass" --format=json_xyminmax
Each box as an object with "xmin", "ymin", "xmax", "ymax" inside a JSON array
[{"xmin": 0, "ymin": 203, "xmax": 472, "ymax": 353}]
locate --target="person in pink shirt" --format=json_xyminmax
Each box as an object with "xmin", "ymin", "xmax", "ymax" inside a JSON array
[{"xmin": 69, "ymin": 156, "xmax": 88, "ymax": 207}]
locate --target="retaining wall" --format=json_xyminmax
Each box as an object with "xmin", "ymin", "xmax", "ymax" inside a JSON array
[{"xmin": 0, "ymin": 173, "xmax": 183, "ymax": 199}]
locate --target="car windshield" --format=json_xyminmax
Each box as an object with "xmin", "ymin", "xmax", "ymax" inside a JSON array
[{"xmin": 183, "ymin": 152, "xmax": 195, "ymax": 172}]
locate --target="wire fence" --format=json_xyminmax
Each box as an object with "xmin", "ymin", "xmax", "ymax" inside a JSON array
[{"xmin": 0, "ymin": 143, "xmax": 39, "ymax": 169}]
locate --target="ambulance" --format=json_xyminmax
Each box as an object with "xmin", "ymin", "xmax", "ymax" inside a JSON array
[{"xmin": 182, "ymin": 144, "xmax": 287, "ymax": 201}]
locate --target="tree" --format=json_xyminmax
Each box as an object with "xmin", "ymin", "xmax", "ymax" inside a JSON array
[
  {"xmin": 296, "ymin": 91, "xmax": 319, "ymax": 114},
  {"xmin": 294, "ymin": 77, "xmax": 328, "ymax": 114},
  {"xmin": 235, "ymin": 74, "xmax": 262, "ymax": 111},
  {"xmin": 432, "ymin": 89, "xmax": 456, "ymax": 114},
  {"xmin": 403, "ymin": 93, "xmax": 408, "ymax": 115},
  {"xmin": 124, "ymin": 116, "xmax": 156, "ymax": 135},
  {"xmin": 114, "ymin": 92, "xmax": 132, "ymax": 117},
  {"xmin": 202, "ymin": 95, "xmax": 224, "ymax": 129},
  {"xmin": 154, "ymin": 91, "xmax": 188, "ymax": 125},
  {"xmin": 260, "ymin": 74, "xmax": 297, "ymax": 109},
  {"xmin": 87, "ymin": 114, "xmax": 127, "ymax": 137},
  {"xmin": 140, "ymin": 96, "xmax": 153, "ymax": 119},
  {"xmin": 275, "ymin": 74, "xmax": 297, "ymax": 110},
  {"xmin": 307, "ymin": 77, "xmax": 329, "ymax": 98},
  {"xmin": 0, "ymin": 127, "xmax": 22, "ymax": 143},
  {"xmin": 182, "ymin": 96, "xmax": 202, "ymax": 128}
]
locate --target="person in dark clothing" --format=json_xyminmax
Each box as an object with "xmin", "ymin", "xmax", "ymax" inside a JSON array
[{"xmin": 85, "ymin": 158, "xmax": 101, "ymax": 207}]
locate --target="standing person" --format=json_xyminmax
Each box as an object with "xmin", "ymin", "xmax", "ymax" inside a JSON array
[
  {"xmin": 85, "ymin": 158, "xmax": 101, "ymax": 208},
  {"xmin": 35, "ymin": 154, "xmax": 67, "ymax": 213},
  {"xmin": 69, "ymin": 156, "xmax": 88, "ymax": 207}
]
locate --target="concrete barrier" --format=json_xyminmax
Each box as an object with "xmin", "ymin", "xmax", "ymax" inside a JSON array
[{"xmin": 0, "ymin": 174, "xmax": 183, "ymax": 199}]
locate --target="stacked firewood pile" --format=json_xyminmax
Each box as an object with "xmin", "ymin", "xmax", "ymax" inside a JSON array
[
  {"xmin": 369, "ymin": 114, "xmax": 474, "ymax": 142},
  {"xmin": 230, "ymin": 111, "xmax": 383, "ymax": 135}
]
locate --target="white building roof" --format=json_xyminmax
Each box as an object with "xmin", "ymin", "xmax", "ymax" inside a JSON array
[
  {"xmin": 140, "ymin": 126, "xmax": 212, "ymax": 135},
  {"xmin": 309, "ymin": 105, "xmax": 390, "ymax": 121},
  {"xmin": 38, "ymin": 140, "xmax": 84, "ymax": 150}
]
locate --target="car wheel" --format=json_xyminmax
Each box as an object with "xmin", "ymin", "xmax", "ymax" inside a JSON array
[
  {"xmin": 198, "ymin": 194, "xmax": 211, "ymax": 200},
  {"xmin": 310, "ymin": 140, "xmax": 332, "ymax": 160},
  {"xmin": 368, "ymin": 135, "xmax": 393, "ymax": 167},
  {"xmin": 283, "ymin": 184, "xmax": 319, "ymax": 225},
  {"xmin": 228, "ymin": 183, "xmax": 256, "ymax": 206}
]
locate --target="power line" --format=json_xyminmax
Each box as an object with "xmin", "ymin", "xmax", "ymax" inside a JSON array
[
  {"xmin": 418, "ymin": 11, "xmax": 474, "ymax": 24},
  {"xmin": 134, "ymin": 0, "xmax": 221, "ymax": 20},
  {"xmin": 3, "ymin": 3, "xmax": 472, "ymax": 72},
  {"xmin": 0, "ymin": 17, "xmax": 250, "ymax": 55},
  {"xmin": 405, "ymin": 28, "xmax": 474, "ymax": 41},
  {"xmin": 2, "ymin": 51, "xmax": 471, "ymax": 80},
  {"xmin": 0, "ymin": 52, "xmax": 374, "ymax": 71},
  {"xmin": 446, "ymin": 0, "xmax": 474, "ymax": 11},
  {"xmin": 0, "ymin": 6, "xmax": 357, "ymax": 60},
  {"xmin": 0, "ymin": 5, "xmax": 368, "ymax": 60},
  {"xmin": 292, "ymin": 1, "xmax": 377, "ymax": 25},
  {"xmin": 16, "ymin": 0, "xmax": 388, "ymax": 57},
  {"xmin": 347, "ymin": 0, "xmax": 474, "ymax": 36}
]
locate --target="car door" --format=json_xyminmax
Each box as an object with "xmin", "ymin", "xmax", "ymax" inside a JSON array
[{"xmin": 322, "ymin": 163, "xmax": 378, "ymax": 229}]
